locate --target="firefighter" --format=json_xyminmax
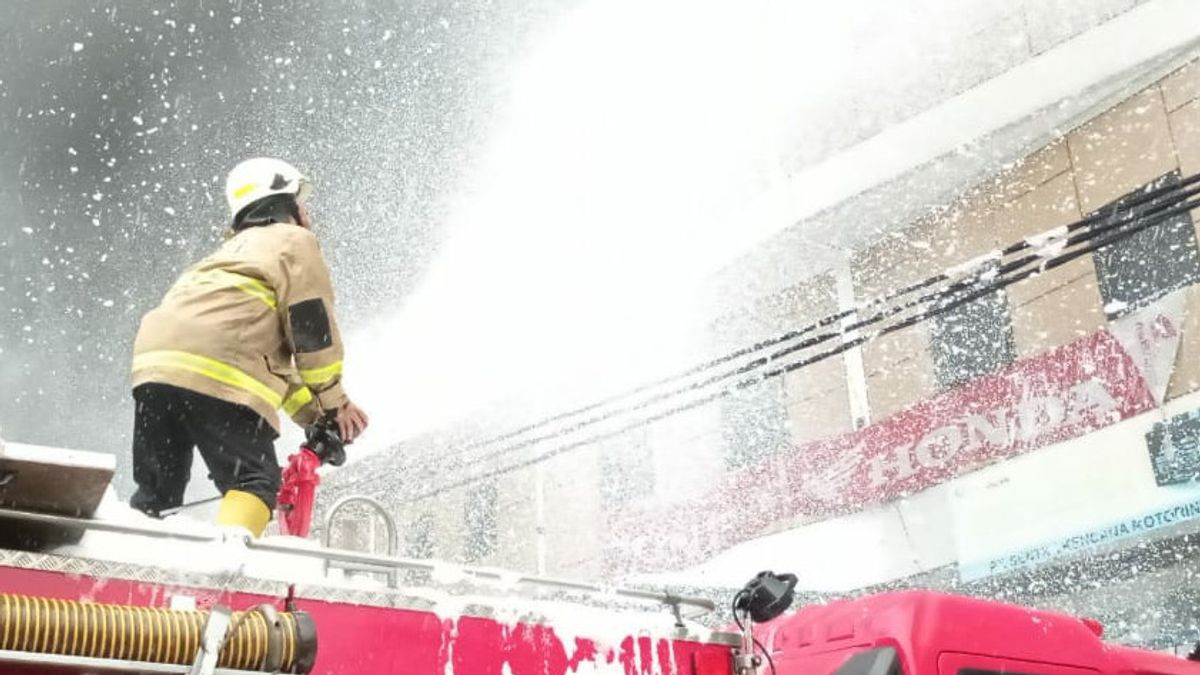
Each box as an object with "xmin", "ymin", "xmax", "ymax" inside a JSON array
[{"xmin": 128, "ymin": 157, "xmax": 369, "ymax": 542}]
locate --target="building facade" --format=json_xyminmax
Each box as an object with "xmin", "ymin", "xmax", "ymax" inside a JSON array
[{"xmin": 320, "ymin": 27, "xmax": 1200, "ymax": 647}]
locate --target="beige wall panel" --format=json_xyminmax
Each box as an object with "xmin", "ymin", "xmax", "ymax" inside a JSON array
[
  {"xmin": 784, "ymin": 352, "xmax": 853, "ymax": 445},
  {"xmin": 932, "ymin": 198, "xmax": 996, "ymax": 260},
  {"xmin": 390, "ymin": 504, "xmax": 429, "ymax": 558},
  {"xmin": 1167, "ymin": 284, "xmax": 1200, "ymax": 401},
  {"xmin": 786, "ymin": 376, "xmax": 853, "ymax": 445},
  {"xmin": 987, "ymin": 141, "xmax": 1073, "ymax": 207},
  {"xmin": 781, "ymin": 355, "xmax": 846, "ymax": 406},
  {"xmin": 430, "ymin": 488, "xmax": 467, "ymax": 564},
  {"xmin": 1167, "ymin": 100, "xmax": 1200, "ymax": 270},
  {"xmin": 763, "ymin": 275, "xmax": 839, "ymax": 347},
  {"xmin": 853, "ymin": 205, "xmax": 994, "ymax": 306},
  {"xmin": 1010, "ymin": 263, "xmax": 1106, "ymax": 356},
  {"xmin": 1161, "ymin": 59, "xmax": 1200, "ymax": 113},
  {"xmin": 862, "ymin": 323, "xmax": 938, "ymax": 420},
  {"xmin": 542, "ymin": 448, "xmax": 601, "ymax": 494},
  {"xmin": 1068, "ymin": 87, "xmax": 1176, "ymax": 213},
  {"xmin": 1172, "ymin": 99, "xmax": 1200, "ymax": 176},
  {"xmin": 497, "ymin": 464, "xmax": 536, "ymax": 510},
  {"xmin": 495, "ymin": 467, "xmax": 539, "ymax": 572},
  {"xmin": 644, "ymin": 403, "xmax": 721, "ymax": 451},
  {"xmin": 710, "ymin": 274, "xmax": 838, "ymax": 352},
  {"xmin": 540, "ymin": 447, "xmax": 605, "ymax": 576},
  {"xmin": 646, "ymin": 404, "xmax": 725, "ymax": 506},
  {"xmin": 1169, "ymin": 99, "xmax": 1200, "ymax": 273},
  {"xmin": 543, "ymin": 504, "xmax": 603, "ymax": 572},
  {"xmin": 853, "ymin": 221, "xmax": 947, "ymax": 301},
  {"xmin": 852, "ymin": 203, "xmax": 994, "ymax": 421},
  {"xmin": 992, "ymin": 172, "xmax": 1082, "ymax": 245},
  {"xmin": 993, "ymin": 172, "xmax": 1103, "ymax": 356},
  {"xmin": 785, "ymin": 273, "xmax": 839, "ymax": 326}
]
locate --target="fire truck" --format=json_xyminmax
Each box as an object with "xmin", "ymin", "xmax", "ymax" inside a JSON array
[{"xmin": 2, "ymin": 438, "xmax": 1199, "ymax": 675}]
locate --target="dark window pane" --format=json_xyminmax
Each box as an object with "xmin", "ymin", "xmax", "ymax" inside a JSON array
[
  {"xmin": 407, "ymin": 512, "xmax": 435, "ymax": 559},
  {"xmin": 930, "ymin": 276, "xmax": 1015, "ymax": 388},
  {"xmin": 600, "ymin": 429, "xmax": 655, "ymax": 506},
  {"xmin": 722, "ymin": 377, "xmax": 790, "ymax": 468},
  {"xmin": 463, "ymin": 481, "xmax": 498, "ymax": 562},
  {"xmin": 1092, "ymin": 170, "xmax": 1200, "ymax": 317}
]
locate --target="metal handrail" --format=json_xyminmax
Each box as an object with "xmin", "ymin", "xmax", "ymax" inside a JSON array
[
  {"xmin": 320, "ymin": 495, "xmax": 398, "ymax": 587},
  {"xmin": 0, "ymin": 507, "xmax": 715, "ymax": 612}
]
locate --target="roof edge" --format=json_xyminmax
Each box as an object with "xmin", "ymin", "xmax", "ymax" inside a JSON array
[{"xmin": 706, "ymin": 0, "xmax": 1200, "ymax": 306}]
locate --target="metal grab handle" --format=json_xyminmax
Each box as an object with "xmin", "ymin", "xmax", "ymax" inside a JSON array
[{"xmin": 321, "ymin": 495, "xmax": 398, "ymax": 587}]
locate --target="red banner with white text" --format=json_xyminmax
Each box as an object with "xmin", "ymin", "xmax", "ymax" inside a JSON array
[{"xmin": 606, "ymin": 328, "xmax": 1163, "ymax": 573}]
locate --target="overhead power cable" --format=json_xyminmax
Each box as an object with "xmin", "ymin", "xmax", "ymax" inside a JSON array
[
  {"xmin": 444, "ymin": 173, "xmax": 1200, "ymax": 461},
  {"xmin": 419, "ymin": 173, "xmax": 1199, "ymax": 463},
  {"xmin": 378, "ymin": 173, "xmax": 1199, "ymax": 501},
  {"xmin": 402, "ymin": 187, "xmax": 1200, "ymax": 501}
]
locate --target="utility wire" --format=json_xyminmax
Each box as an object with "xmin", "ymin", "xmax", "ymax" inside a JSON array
[
  {"xmin": 402, "ymin": 188, "xmax": 1200, "ymax": 501},
  {"xmin": 414, "ymin": 177, "xmax": 1200, "ymax": 473},
  {"xmin": 437, "ymin": 173, "xmax": 1200, "ymax": 463}
]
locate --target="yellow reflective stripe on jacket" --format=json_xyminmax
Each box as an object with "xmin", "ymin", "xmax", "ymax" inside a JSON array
[
  {"xmin": 132, "ymin": 350, "xmax": 283, "ymax": 409},
  {"xmin": 282, "ymin": 386, "xmax": 313, "ymax": 416},
  {"xmin": 225, "ymin": 272, "xmax": 277, "ymax": 309},
  {"xmin": 299, "ymin": 360, "xmax": 342, "ymax": 386},
  {"xmin": 176, "ymin": 269, "xmax": 277, "ymax": 309}
]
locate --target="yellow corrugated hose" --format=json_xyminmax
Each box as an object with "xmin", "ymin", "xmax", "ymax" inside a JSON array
[{"xmin": 0, "ymin": 593, "xmax": 314, "ymax": 672}]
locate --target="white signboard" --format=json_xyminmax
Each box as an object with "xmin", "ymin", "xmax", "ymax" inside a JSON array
[{"xmin": 950, "ymin": 390, "xmax": 1200, "ymax": 580}]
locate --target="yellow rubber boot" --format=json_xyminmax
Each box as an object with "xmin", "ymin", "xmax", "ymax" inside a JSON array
[{"xmin": 215, "ymin": 490, "xmax": 271, "ymax": 538}]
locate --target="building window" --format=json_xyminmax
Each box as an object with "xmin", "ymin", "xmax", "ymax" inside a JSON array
[
  {"xmin": 721, "ymin": 377, "xmax": 791, "ymax": 469},
  {"xmin": 407, "ymin": 512, "xmax": 434, "ymax": 559},
  {"xmin": 599, "ymin": 428, "xmax": 654, "ymax": 506},
  {"xmin": 930, "ymin": 261, "xmax": 1016, "ymax": 388},
  {"xmin": 710, "ymin": 282, "xmax": 833, "ymax": 469},
  {"xmin": 463, "ymin": 482, "xmax": 498, "ymax": 563},
  {"xmin": 1091, "ymin": 170, "xmax": 1200, "ymax": 317}
]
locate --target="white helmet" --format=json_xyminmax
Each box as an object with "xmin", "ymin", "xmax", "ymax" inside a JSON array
[{"xmin": 224, "ymin": 157, "xmax": 312, "ymax": 220}]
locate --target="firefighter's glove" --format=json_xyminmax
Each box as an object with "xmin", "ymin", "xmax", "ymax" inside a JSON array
[{"xmin": 305, "ymin": 416, "xmax": 346, "ymax": 467}]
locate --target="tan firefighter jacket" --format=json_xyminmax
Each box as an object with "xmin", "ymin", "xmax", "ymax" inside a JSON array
[{"xmin": 131, "ymin": 223, "xmax": 349, "ymax": 432}]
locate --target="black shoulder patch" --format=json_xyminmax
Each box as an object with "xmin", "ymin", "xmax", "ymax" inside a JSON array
[{"xmin": 289, "ymin": 298, "xmax": 333, "ymax": 353}]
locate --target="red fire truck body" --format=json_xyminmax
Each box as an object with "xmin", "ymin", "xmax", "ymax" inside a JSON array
[
  {"xmin": 2, "ymin": 443, "xmax": 1198, "ymax": 675},
  {"xmin": 762, "ymin": 591, "xmax": 1198, "ymax": 675}
]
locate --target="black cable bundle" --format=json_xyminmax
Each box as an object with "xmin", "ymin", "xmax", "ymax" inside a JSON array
[{"xmin": 404, "ymin": 171, "xmax": 1200, "ymax": 499}]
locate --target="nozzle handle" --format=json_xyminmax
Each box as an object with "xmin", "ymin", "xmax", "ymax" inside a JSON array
[{"xmin": 304, "ymin": 419, "xmax": 346, "ymax": 467}]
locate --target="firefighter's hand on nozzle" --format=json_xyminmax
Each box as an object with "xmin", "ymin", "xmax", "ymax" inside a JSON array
[{"xmin": 337, "ymin": 400, "xmax": 369, "ymax": 444}]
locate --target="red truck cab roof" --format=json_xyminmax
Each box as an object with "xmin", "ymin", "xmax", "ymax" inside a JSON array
[{"xmin": 762, "ymin": 591, "xmax": 1199, "ymax": 675}]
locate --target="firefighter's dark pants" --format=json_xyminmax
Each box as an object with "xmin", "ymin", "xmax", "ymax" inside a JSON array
[{"xmin": 130, "ymin": 382, "xmax": 280, "ymax": 517}]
